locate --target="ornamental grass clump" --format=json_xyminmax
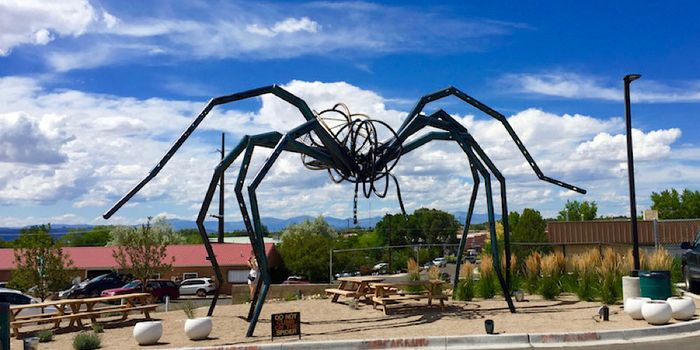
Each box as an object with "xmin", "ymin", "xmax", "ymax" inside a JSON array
[
  {"xmin": 405, "ymin": 258, "xmax": 424, "ymax": 294},
  {"xmin": 648, "ymin": 247, "xmax": 672, "ymax": 271},
  {"xmin": 625, "ymin": 248, "xmax": 647, "ymax": 274},
  {"xmin": 454, "ymin": 261, "xmax": 475, "ymax": 301},
  {"xmin": 571, "ymin": 249, "xmax": 600, "ymax": 301},
  {"xmin": 477, "ymin": 254, "xmax": 497, "ymax": 298},
  {"xmin": 598, "ymin": 248, "xmax": 623, "ymax": 304},
  {"xmin": 539, "ymin": 253, "xmax": 561, "ymax": 300},
  {"xmin": 524, "ymin": 251, "xmax": 541, "ymax": 294},
  {"xmin": 500, "ymin": 251, "xmax": 520, "ymax": 289}
]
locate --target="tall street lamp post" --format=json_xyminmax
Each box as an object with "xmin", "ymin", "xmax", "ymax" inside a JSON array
[{"xmin": 624, "ymin": 73, "xmax": 641, "ymax": 274}]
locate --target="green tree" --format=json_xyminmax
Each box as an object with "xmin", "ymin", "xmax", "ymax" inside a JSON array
[
  {"xmin": 278, "ymin": 216, "xmax": 336, "ymax": 282},
  {"xmin": 61, "ymin": 226, "xmax": 113, "ymax": 247},
  {"xmin": 557, "ymin": 200, "xmax": 598, "ymax": 221},
  {"xmin": 508, "ymin": 211, "xmax": 520, "ymax": 232},
  {"xmin": 109, "ymin": 217, "xmax": 175, "ymax": 291},
  {"xmin": 511, "ymin": 208, "xmax": 550, "ymax": 260},
  {"xmin": 9, "ymin": 224, "xmax": 75, "ymax": 301},
  {"xmin": 681, "ymin": 189, "xmax": 700, "ymax": 218},
  {"xmin": 178, "ymin": 229, "xmax": 204, "ymax": 244},
  {"xmin": 374, "ymin": 208, "xmax": 459, "ymax": 246},
  {"xmin": 652, "ymin": 188, "xmax": 700, "ymax": 219}
]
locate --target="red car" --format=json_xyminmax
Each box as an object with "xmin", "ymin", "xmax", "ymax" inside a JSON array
[{"xmin": 101, "ymin": 279, "xmax": 179, "ymax": 302}]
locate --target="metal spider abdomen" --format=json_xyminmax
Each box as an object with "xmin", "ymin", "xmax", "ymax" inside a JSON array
[{"xmin": 301, "ymin": 103, "xmax": 406, "ymax": 222}]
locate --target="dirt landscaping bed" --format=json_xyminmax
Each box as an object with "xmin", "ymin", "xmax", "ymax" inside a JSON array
[{"xmin": 13, "ymin": 293, "xmax": 699, "ymax": 349}]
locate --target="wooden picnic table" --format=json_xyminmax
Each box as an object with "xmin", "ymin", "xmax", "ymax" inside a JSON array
[
  {"xmin": 326, "ymin": 276, "xmax": 385, "ymax": 303},
  {"xmin": 370, "ymin": 280, "xmax": 447, "ymax": 314},
  {"xmin": 10, "ymin": 293, "xmax": 156, "ymax": 338}
]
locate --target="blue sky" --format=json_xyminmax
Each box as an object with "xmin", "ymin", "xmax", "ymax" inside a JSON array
[{"xmin": 0, "ymin": 0, "xmax": 699, "ymax": 227}]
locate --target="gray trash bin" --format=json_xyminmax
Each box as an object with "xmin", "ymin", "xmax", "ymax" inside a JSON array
[{"xmin": 23, "ymin": 336, "xmax": 39, "ymax": 350}]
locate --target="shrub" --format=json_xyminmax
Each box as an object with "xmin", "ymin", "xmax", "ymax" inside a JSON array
[
  {"xmin": 477, "ymin": 254, "xmax": 497, "ymax": 299},
  {"xmin": 571, "ymin": 249, "xmax": 600, "ymax": 301},
  {"xmin": 91, "ymin": 322, "xmax": 104, "ymax": 334},
  {"xmin": 598, "ymin": 248, "xmax": 623, "ymax": 304},
  {"xmin": 182, "ymin": 300, "xmax": 196, "ymax": 319},
  {"xmin": 539, "ymin": 254, "xmax": 561, "ymax": 300},
  {"xmin": 405, "ymin": 258, "xmax": 424, "ymax": 294},
  {"xmin": 524, "ymin": 252, "xmax": 541, "ymax": 294},
  {"xmin": 37, "ymin": 329, "xmax": 53, "ymax": 342},
  {"xmin": 454, "ymin": 262, "xmax": 475, "ymax": 301},
  {"xmin": 73, "ymin": 332, "xmax": 101, "ymax": 350}
]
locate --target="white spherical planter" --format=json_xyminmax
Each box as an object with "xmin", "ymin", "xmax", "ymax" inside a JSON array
[
  {"xmin": 667, "ymin": 297, "xmax": 696, "ymax": 321},
  {"xmin": 624, "ymin": 297, "xmax": 651, "ymax": 320},
  {"xmin": 641, "ymin": 301, "xmax": 672, "ymax": 325},
  {"xmin": 185, "ymin": 317, "xmax": 212, "ymax": 340},
  {"xmin": 133, "ymin": 321, "xmax": 163, "ymax": 345}
]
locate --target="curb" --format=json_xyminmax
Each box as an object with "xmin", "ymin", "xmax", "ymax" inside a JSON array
[{"xmin": 171, "ymin": 318, "xmax": 700, "ymax": 350}]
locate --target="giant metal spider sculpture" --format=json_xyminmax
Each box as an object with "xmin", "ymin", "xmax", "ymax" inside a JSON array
[{"xmin": 103, "ymin": 85, "xmax": 585, "ymax": 337}]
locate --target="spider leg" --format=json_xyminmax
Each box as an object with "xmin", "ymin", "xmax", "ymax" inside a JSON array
[
  {"xmin": 103, "ymin": 85, "xmax": 355, "ymax": 220},
  {"xmin": 387, "ymin": 86, "xmax": 585, "ymax": 195},
  {"xmin": 433, "ymin": 110, "xmax": 515, "ymax": 291},
  {"xmin": 245, "ymin": 119, "xmax": 321, "ymax": 337},
  {"xmin": 396, "ymin": 113, "xmax": 515, "ymax": 312},
  {"xmin": 400, "ymin": 131, "xmax": 482, "ymax": 291},
  {"xmin": 230, "ymin": 133, "xmax": 335, "ymax": 322},
  {"xmin": 195, "ymin": 131, "xmax": 334, "ymax": 319}
]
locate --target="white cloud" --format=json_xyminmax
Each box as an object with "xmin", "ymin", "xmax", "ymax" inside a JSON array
[
  {"xmin": 502, "ymin": 72, "xmax": 700, "ymax": 103},
  {"xmin": 8, "ymin": 2, "xmax": 523, "ymax": 71},
  {"xmin": 0, "ymin": 112, "xmax": 71, "ymax": 164},
  {"xmin": 0, "ymin": 0, "xmax": 118, "ymax": 55},
  {"xmin": 0, "ymin": 76, "xmax": 696, "ymax": 224},
  {"xmin": 246, "ymin": 17, "xmax": 319, "ymax": 37}
]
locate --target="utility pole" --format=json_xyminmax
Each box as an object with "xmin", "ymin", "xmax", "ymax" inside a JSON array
[
  {"xmin": 624, "ymin": 74, "xmax": 642, "ymax": 273},
  {"xmin": 218, "ymin": 133, "xmax": 225, "ymax": 243},
  {"xmin": 387, "ymin": 224, "xmax": 392, "ymax": 273}
]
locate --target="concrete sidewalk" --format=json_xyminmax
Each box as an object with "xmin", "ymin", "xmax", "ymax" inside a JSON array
[{"xmin": 171, "ymin": 317, "xmax": 700, "ymax": 350}]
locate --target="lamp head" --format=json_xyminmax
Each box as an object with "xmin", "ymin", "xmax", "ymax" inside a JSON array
[{"xmin": 624, "ymin": 74, "xmax": 642, "ymax": 82}]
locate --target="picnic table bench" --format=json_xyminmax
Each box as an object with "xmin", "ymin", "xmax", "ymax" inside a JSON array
[
  {"xmin": 10, "ymin": 293, "xmax": 156, "ymax": 338},
  {"xmin": 370, "ymin": 280, "xmax": 447, "ymax": 314},
  {"xmin": 326, "ymin": 276, "xmax": 385, "ymax": 303}
]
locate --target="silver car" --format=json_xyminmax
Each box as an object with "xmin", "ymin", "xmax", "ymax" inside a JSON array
[
  {"xmin": 178, "ymin": 278, "xmax": 216, "ymax": 297},
  {"xmin": 0, "ymin": 288, "xmax": 57, "ymax": 316}
]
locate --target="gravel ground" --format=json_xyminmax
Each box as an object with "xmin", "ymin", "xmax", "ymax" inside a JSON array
[{"xmin": 12, "ymin": 293, "xmax": 698, "ymax": 349}]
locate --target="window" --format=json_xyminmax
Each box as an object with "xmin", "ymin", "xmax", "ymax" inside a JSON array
[
  {"xmin": 182, "ymin": 272, "xmax": 198, "ymax": 280},
  {"xmin": 228, "ymin": 270, "xmax": 248, "ymax": 283}
]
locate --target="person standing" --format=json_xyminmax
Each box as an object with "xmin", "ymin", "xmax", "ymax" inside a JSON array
[{"xmin": 247, "ymin": 250, "xmax": 259, "ymax": 300}]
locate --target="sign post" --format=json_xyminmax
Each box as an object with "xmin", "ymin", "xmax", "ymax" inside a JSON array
[{"xmin": 271, "ymin": 312, "xmax": 301, "ymax": 341}]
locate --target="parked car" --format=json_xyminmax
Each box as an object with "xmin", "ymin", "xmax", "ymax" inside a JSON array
[
  {"xmin": 464, "ymin": 252, "xmax": 477, "ymax": 264},
  {"xmin": 101, "ymin": 279, "xmax": 180, "ymax": 301},
  {"xmin": 373, "ymin": 262, "xmax": 388, "ymax": 271},
  {"xmin": 179, "ymin": 278, "xmax": 216, "ymax": 297},
  {"xmin": 0, "ymin": 288, "xmax": 57, "ymax": 316},
  {"xmin": 282, "ymin": 276, "xmax": 310, "ymax": 285},
  {"xmin": 432, "ymin": 257, "xmax": 447, "ymax": 267},
  {"xmin": 59, "ymin": 273, "xmax": 132, "ymax": 298},
  {"xmin": 681, "ymin": 232, "xmax": 700, "ymax": 292}
]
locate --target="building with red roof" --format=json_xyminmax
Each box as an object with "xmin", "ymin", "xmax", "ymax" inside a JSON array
[{"xmin": 0, "ymin": 243, "xmax": 281, "ymax": 294}]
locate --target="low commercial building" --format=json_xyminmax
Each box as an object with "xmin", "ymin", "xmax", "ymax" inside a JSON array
[{"xmin": 0, "ymin": 243, "xmax": 281, "ymax": 294}]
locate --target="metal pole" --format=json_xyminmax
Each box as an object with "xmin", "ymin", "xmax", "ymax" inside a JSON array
[
  {"xmin": 329, "ymin": 249, "xmax": 333, "ymax": 282},
  {"xmin": 218, "ymin": 132, "xmax": 225, "ymax": 243},
  {"xmin": 0, "ymin": 302, "xmax": 8, "ymax": 350},
  {"xmin": 624, "ymin": 74, "xmax": 642, "ymax": 273}
]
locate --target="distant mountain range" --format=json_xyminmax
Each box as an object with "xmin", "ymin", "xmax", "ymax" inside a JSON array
[{"xmin": 0, "ymin": 212, "xmax": 494, "ymax": 241}]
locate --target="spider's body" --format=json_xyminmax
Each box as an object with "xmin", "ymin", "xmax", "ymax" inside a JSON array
[{"xmin": 104, "ymin": 85, "xmax": 585, "ymax": 337}]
